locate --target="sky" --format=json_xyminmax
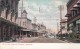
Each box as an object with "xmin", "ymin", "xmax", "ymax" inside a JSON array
[{"xmin": 18, "ymin": 0, "xmax": 69, "ymax": 33}]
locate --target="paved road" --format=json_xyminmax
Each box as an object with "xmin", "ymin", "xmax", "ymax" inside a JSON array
[{"xmin": 16, "ymin": 37, "xmax": 67, "ymax": 43}]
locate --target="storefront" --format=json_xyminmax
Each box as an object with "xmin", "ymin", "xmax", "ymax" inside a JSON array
[{"xmin": 0, "ymin": 17, "xmax": 22, "ymax": 42}]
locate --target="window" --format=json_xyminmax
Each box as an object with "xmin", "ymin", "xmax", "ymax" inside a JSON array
[
  {"xmin": 24, "ymin": 21, "xmax": 26, "ymax": 26},
  {"xmin": 0, "ymin": 1, "xmax": 2, "ymax": 16},
  {"xmin": 6, "ymin": 9, "xmax": 9, "ymax": 19},
  {"xmin": 1, "ymin": 0, "xmax": 5, "ymax": 8},
  {"xmin": 15, "ymin": 12, "xmax": 18, "ymax": 22},
  {"xmin": 6, "ymin": 0, "xmax": 8, "ymax": 7},
  {"xmin": 73, "ymin": 11, "xmax": 74, "ymax": 16},
  {"xmin": 11, "ymin": 17, "xmax": 12, "ymax": 21},
  {"xmin": 0, "ymin": 0, "xmax": 5, "ymax": 16},
  {"xmin": 78, "ymin": 8, "xmax": 80, "ymax": 13},
  {"xmin": 11, "ymin": 10, "xmax": 15, "ymax": 21},
  {"xmin": 23, "ymin": 22, "xmax": 25, "ymax": 26},
  {"xmin": 72, "ymin": 10, "xmax": 77, "ymax": 17},
  {"xmin": 23, "ymin": 21, "xmax": 26, "ymax": 26},
  {"xmin": 0, "ymin": 8, "xmax": 1, "ymax": 16},
  {"xmin": 62, "ymin": 26, "xmax": 65, "ymax": 29},
  {"xmin": 75, "ymin": 10, "xmax": 77, "ymax": 16}
]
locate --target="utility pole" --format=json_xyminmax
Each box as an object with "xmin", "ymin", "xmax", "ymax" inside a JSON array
[
  {"xmin": 21, "ymin": 0, "xmax": 23, "ymax": 17},
  {"xmin": 20, "ymin": 0, "xmax": 23, "ymax": 26},
  {"xmin": 58, "ymin": 5, "xmax": 64, "ymax": 39},
  {"xmin": 34, "ymin": 16, "xmax": 37, "ymax": 24},
  {"xmin": 20, "ymin": 0, "xmax": 24, "ymax": 39},
  {"xmin": 57, "ymin": 22, "xmax": 59, "ymax": 33},
  {"xmin": 56, "ymin": 19, "xmax": 59, "ymax": 39},
  {"xmin": 39, "ymin": 7, "xmax": 41, "ymax": 13},
  {"xmin": 55, "ymin": 19, "xmax": 59, "ymax": 33}
]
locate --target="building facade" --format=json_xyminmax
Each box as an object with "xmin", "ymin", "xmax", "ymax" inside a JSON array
[
  {"xmin": 37, "ymin": 24, "xmax": 46, "ymax": 37},
  {"xmin": 31, "ymin": 23, "xmax": 47, "ymax": 37},
  {"xmin": 17, "ymin": 10, "xmax": 33, "ymax": 37},
  {"xmin": 31, "ymin": 23, "xmax": 39, "ymax": 37},
  {"xmin": 65, "ymin": 0, "xmax": 80, "ymax": 40},
  {"xmin": 59, "ymin": 19, "xmax": 68, "ymax": 38},
  {"xmin": 0, "ymin": 0, "xmax": 22, "ymax": 41}
]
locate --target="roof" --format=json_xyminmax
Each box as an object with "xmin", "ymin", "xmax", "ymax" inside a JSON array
[
  {"xmin": 32, "ymin": 23, "xmax": 37, "ymax": 26},
  {"xmin": 22, "ymin": 10, "xmax": 27, "ymax": 14},
  {"xmin": 18, "ymin": 17, "xmax": 27, "ymax": 19},
  {"xmin": 18, "ymin": 17, "xmax": 31, "ymax": 21},
  {"xmin": 27, "ymin": 18, "xmax": 31, "ymax": 21},
  {"xmin": 0, "ymin": 17, "xmax": 23, "ymax": 28},
  {"xmin": 60, "ymin": 19, "xmax": 67, "ymax": 23}
]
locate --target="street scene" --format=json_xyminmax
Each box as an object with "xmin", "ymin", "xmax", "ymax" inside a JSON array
[
  {"xmin": 15, "ymin": 38, "xmax": 66, "ymax": 43},
  {"xmin": 0, "ymin": 0, "xmax": 80, "ymax": 43}
]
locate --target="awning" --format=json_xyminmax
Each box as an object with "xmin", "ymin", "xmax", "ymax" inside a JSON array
[
  {"xmin": 37, "ymin": 30, "xmax": 46, "ymax": 33},
  {"xmin": 70, "ymin": 8, "xmax": 77, "ymax": 11},
  {"xmin": 22, "ymin": 28, "xmax": 32, "ymax": 31},
  {"xmin": 73, "ymin": 4, "xmax": 80, "ymax": 8},
  {"xmin": 0, "ymin": 17, "xmax": 22, "ymax": 28},
  {"xmin": 77, "ymin": 0, "xmax": 80, "ymax": 5},
  {"xmin": 65, "ymin": 13, "xmax": 71, "ymax": 17}
]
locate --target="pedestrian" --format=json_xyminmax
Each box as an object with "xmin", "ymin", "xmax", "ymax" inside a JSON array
[
  {"xmin": 16, "ymin": 35, "xmax": 19, "ymax": 40},
  {"xmin": 30, "ymin": 35, "xmax": 31, "ymax": 37}
]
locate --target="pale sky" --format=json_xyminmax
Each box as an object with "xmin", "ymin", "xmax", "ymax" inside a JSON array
[{"xmin": 18, "ymin": 0, "xmax": 69, "ymax": 32}]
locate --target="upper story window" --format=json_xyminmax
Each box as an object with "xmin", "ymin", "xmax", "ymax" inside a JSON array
[
  {"xmin": 24, "ymin": 21, "xmax": 26, "ymax": 26},
  {"xmin": 23, "ymin": 22, "xmax": 25, "ymax": 26},
  {"xmin": 71, "ymin": 10, "xmax": 78, "ymax": 17},
  {"xmin": 1, "ymin": 0, "xmax": 5, "ymax": 7},
  {"xmin": 6, "ymin": 9, "xmax": 9, "ymax": 19},
  {"xmin": 23, "ymin": 21, "xmax": 26, "ymax": 26},
  {"xmin": 73, "ymin": 10, "xmax": 76, "ymax": 16},
  {"xmin": 77, "ymin": 8, "xmax": 80, "ymax": 14}
]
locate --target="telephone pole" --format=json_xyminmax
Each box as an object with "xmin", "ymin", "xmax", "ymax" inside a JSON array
[
  {"xmin": 20, "ymin": 0, "xmax": 24, "ymax": 26},
  {"xmin": 57, "ymin": 22, "xmax": 59, "ymax": 33},
  {"xmin": 21, "ymin": 0, "xmax": 23, "ymax": 17},
  {"xmin": 34, "ymin": 16, "xmax": 37, "ymax": 24},
  {"xmin": 58, "ymin": 5, "xmax": 64, "ymax": 39},
  {"xmin": 20, "ymin": 0, "xmax": 24, "ymax": 38}
]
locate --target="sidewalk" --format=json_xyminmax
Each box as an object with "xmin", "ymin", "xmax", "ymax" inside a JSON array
[
  {"xmin": 0, "ymin": 40, "xmax": 13, "ymax": 43},
  {"xmin": 0, "ymin": 37, "xmax": 38, "ymax": 43}
]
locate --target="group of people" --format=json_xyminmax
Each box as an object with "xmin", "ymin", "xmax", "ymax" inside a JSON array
[
  {"xmin": 11, "ymin": 35, "xmax": 22, "ymax": 42},
  {"xmin": 11, "ymin": 34, "xmax": 32, "ymax": 42}
]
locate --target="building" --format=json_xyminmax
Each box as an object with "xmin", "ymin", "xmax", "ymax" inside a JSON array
[
  {"xmin": 37, "ymin": 24, "xmax": 47, "ymax": 37},
  {"xmin": 59, "ymin": 19, "xmax": 68, "ymax": 38},
  {"xmin": 31, "ymin": 23, "xmax": 39, "ymax": 37},
  {"xmin": 0, "ymin": 0, "xmax": 22, "ymax": 41},
  {"xmin": 31, "ymin": 23, "xmax": 47, "ymax": 37},
  {"xmin": 17, "ymin": 10, "xmax": 33, "ymax": 37},
  {"xmin": 65, "ymin": 0, "xmax": 80, "ymax": 40}
]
